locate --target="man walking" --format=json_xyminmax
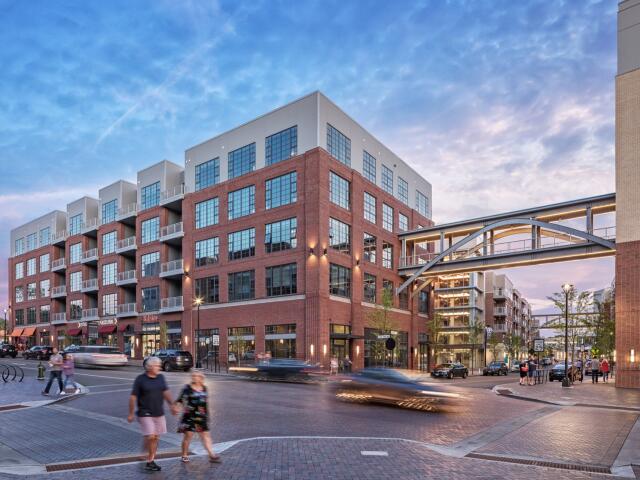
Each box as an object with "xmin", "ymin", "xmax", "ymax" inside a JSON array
[
  {"xmin": 128, "ymin": 357, "xmax": 176, "ymax": 472},
  {"xmin": 591, "ymin": 357, "xmax": 600, "ymax": 384},
  {"xmin": 42, "ymin": 347, "xmax": 64, "ymax": 396}
]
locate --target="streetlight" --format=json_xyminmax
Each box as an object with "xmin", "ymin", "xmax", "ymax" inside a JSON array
[
  {"xmin": 3, "ymin": 308, "xmax": 7, "ymax": 344},
  {"xmin": 561, "ymin": 283, "xmax": 573, "ymax": 387},
  {"xmin": 194, "ymin": 297, "xmax": 203, "ymax": 368}
]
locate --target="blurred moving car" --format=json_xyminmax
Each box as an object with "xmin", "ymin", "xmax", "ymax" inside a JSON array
[
  {"xmin": 332, "ymin": 368, "xmax": 462, "ymax": 411},
  {"xmin": 510, "ymin": 361, "xmax": 521, "ymax": 372},
  {"xmin": 431, "ymin": 363, "xmax": 468, "ymax": 379},
  {"xmin": 23, "ymin": 345, "xmax": 54, "ymax": 360},
  {"xmin": 230, "ymin": 359, "xmax": 320, "ymax": 382},
  {"xmin": 149, "ymin": 349, "xmax": 193, "ymax": 372},
  {"xmin": 0, "ymin": 343, "xmax": 18, "ymax": 358},
  {"xmin": 483, "ymin": 362, "xmax": 509, "ymax": 376},
  {"xmin": 73, "ymin": 346, "xmax": 128, "ymax": 367}
]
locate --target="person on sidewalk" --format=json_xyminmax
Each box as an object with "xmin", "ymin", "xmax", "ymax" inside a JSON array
[
  {"xmin": 601, "ymin": 357, "xmax": 610, "ymax": 383},
  {"xmin": 576, "ymin": 357, "xmax": 584, "ymax": 383},
  {"xmin": 519, "ymin": 360, "xmax": 528, "ymax": 385},
  {"xmin": 42, "ymin": 347, "xmax": 64, "ymax": 396},
  {"xmin": 62, "ymin": 352, "xmax": 80, "ymax": 394},
  {"xmin": 591, "ymin": 357, "xmax": 600, "ymax": 383},
  {"xmin": 527, "ymin": 357, "xmax": 536, "ymax": 386},
  {"xmin": 174, "ymin": 371, "xmax": 221, "ymax": 464},
  {"xmin": 128, "ymin": 356, "xmax": 176, "ymax": 472}
]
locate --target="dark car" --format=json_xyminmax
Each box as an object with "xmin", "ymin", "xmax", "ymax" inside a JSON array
[
  {"xmin": 431, "ymin": 363, "xmax": 468, "ymax": 379},
  {"xmin": 0, "ymin": 343, "xmax": 18, "ymax": 358},
  {"xmin": 151, "ymin": 349, "xmax": 193, "ymax": 372},
  {"xmin": 23, "ymin": 346, "xmax": 54, "ymax": 360},
  {"xmin": 548, "ymin": 363, "xmax": 583, "ymax": 382},
  {"xmin": 230, "ymin": 359, "xmax": 320, "ymax": 382},
  {"xmin": 483, "ymin": 361, "xmax": 509, "ymax": 376},
  {"xmin": 332, "ymin": 368, "xmax": 463, "ymax": 411}
]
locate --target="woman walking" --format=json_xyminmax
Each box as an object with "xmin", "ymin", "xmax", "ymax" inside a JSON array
[
  {"xmin": 62, "ymin": 353, "xmax": 80, "ymax": 394},
  {"xmin": 174, "ymin": 371, "xmax": 221, "ymax": 464},
  {"xmin": 601, "ymin": 357, "xmax": 610, "ymax": 383},
  {"xmin": 519, "ymin": 360, "xmax": 528, "ymax": 385}
]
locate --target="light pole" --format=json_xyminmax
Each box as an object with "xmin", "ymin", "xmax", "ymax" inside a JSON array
[
  {"xmin": 561, "ymin": 283, "xmax": 573, "ymax": 387},
  {"xmin": 3, "ymin": 308, "xmax": 7, "ymax": 344},
  {"xmin": 194, "ymin": 297, "xmax": 202, "ymax": 368}
]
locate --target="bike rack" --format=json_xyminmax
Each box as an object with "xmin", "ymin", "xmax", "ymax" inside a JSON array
[{"xmin": 0, "ymin": 363, "xmax": 24, "ymax": 383}]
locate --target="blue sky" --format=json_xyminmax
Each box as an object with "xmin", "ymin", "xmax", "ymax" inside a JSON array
[{"xmin": 0, "ymin": 0, "xmax": 617, "ymax": 311}]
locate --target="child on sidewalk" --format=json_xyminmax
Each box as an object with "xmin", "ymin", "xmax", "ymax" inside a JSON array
[{"xmin": 63, "ymin": 353, "xmax": 80, "ymax": 394}]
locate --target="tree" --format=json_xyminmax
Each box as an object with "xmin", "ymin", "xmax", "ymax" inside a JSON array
[
  {"xmin": 503, "ymin": 333, "xmax": 522, "ymax": 363},
  {"xmin": 487, "ymin": 333, "xmax": 503, "ymax": 362},
  {"xmin": 428, "ymin": 313, "xmax": 446, "ymax": 368},
  {"xmin": 548, "ymin": 287, "xmax": 593, "ymax": 364},
  {"xmin": 586, "ymin": 282, "xmax": 615, "ymax": 358},
  {"xmin": 366, "ymin": 288, "xmax": 398, "ymax": 366},
  {"xmin": 468, "ymin": 319, "xmax": 485, "ymax": 372},
  {"xmin": 159, "ymin": 322, "xmax": 168, "ymax": 350}
]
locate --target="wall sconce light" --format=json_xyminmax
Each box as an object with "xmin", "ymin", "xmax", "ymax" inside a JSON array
[
  {"xmin": 323, "ymin": 248, "xmax": 327, "ymax": 256},
  {"xmin": 184, "ymin": 335, "xmax": 189, "ymax": 346},
  {"xmin": 631, "ymin": 349, "xmax": 635, "ymax": 363},
  {"xmin": 184, "ymin": 270, "xmax": 190, "ymax": 277},
  {"xmin": 309, "ymin": 247, "xmax": 315, "ymax": 256},
  {"xmin": 310, "ymin": 344, "xmax": 315, "ymax": 356},
  {"xmin": 323, "ymin": 344, "xmax": 327, "ymax": 356},
  {"xmin": 356, "ymin": 345, "xmax": 360, "ymax": 356},
  {"xmin": 356, "ymin": 258, "xmax": 360, "ymax": 266},
  {"xmin": 135, "ymin": 338, "xmax": 139, "ymax": 346}
]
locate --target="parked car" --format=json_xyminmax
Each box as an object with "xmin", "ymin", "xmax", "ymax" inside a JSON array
[
  {"xmin": 510, "ymin": 361, "xmax": 521, "ymax": 372},
  {"xmin": 0, "ymin": 343, "xmax": 18, "ymax": 358},
  {"xmin": 23, "ymin": 345, "xmax": 54, "ymax": 360},
  {"xmin": 73, "ymin": 346, "xmax": 128, "ymax": 367},
  {"xmin": 431, "ymin": 363, "xmax": 468, "ymax": 379},
  {"xmin": 548, "ymin": 363, "xmax": 583, "ymax": 382},
  {"xmin": 150, "ymin": 349, "xmax": 193, "ymax": 372},
  {"xmin": 483, "ymin": 361, "xmax": 509, "ymax": 376}
]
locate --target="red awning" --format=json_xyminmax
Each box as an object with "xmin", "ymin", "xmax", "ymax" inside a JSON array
[
  {"xmin": 21, "ymin": 327, "xmax": 36, "ymax": 337},
  {"xmin": 67, "ymin": 328, "xmax": 83, "ymax": 336},
  {"xmin": 118, "ymin": 323, "xmax": 132, "ymax": 333},
  {"xmin": 98, "ymin": 325, "xmax": 117, "ymax": 335},
  {"xmin": 9, "ymin": 328, "xmax": 23, "ymax": 337}
]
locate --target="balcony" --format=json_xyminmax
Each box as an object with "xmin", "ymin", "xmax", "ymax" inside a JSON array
[
  {"xmin": 81, "ymin": 218, "xmax": 99, "ymax": 235},
  {"xmin": 160, "ymin": 222, "xmax": 184, "ymax": 244},
  {"xmin": 51, "ymin": 285, "xmax": 67, "ymax": 298},
  {"xmin": 117, "ymin": 203, "xmax": 138, "ymax": 224},
  {"xmin": 117, "ymin": 269, "xmax": 137, "ymax": 286},
  {"xmin": 160, "ymin": 184, "xmax": 185, "ymax": 210},
  {"xmin": 81, "ymin": 248, "xmax": 98, "ymax": 264},
  {"xmin": 493, "ymin": 288, "xmax": 511, "ymax": 299},
  {"xmin": 492, "ymin": 323, "xmax": 508, "ymax": 333},
  {"xmin": 51, "ymin": 312, "xmax": 67, "ymax": 325},
  {"xmin": 81, "ymin": 278, "xmax": 99, "ymax": 293},
  {"xmin": 51, "ymin": 258, "xmax": 66, "ymax": 272},
  {"xmin": 116, "ymin": 236, "xmax": 137, "ymax": 255},
  {"xmin": 160, "ymin": 259, "xmax": 184, "ymax": 279},
  {"xmin": 494, "ymin": 306, "xmax": 507, "ymax": 316},
  {"xmin": 53, "ymin": 230, "xmax": 68, "ymax": 245},
  {"xmin": 82, "ymin": 308, "xmax": 99, "ymax": 321},
  {"xmin": 160, "ymin": 296, "xmax": 184, "ymax": 313},
  {"xmin": 117, "ymin": 303, "xmax": 138, "ymax": 318}
]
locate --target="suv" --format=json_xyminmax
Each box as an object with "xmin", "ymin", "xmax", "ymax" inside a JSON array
[
  {"xmin": 151, "ymin": 350, "xmax": 193, "ymax": 372},
  {"xmin": 483, "ymin": 361, "xmax": 509, "ymax": 376},
  {"xmin": 0, "ymin": 343, "xmax": 18, "ymax": 358},
  {"xmin": 23, "ymin": 346, "xmax": 54, "ymax": 360}
]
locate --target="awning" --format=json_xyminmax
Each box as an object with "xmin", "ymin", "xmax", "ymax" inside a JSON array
[
  {"xmin": 118, "ymin": 323, "xmax": 133, "ymax": 333},
  {"xmin": 67, "ymin": 328, "xmax": 83, "ymax": 336},
  {"xmin": 9, "ymin": 328, "xmax": 23, "ymax": 337},
  {"xmin": 98, "ymin": 325, "xmax": 117, "ymax": 335},
  {"xmin": 21, "ymin": 327, "xmax": 36, "ymax": 337}
]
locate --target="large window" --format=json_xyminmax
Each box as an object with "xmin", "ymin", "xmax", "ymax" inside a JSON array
[
  {"xmin": 141, "ymin": 252, "xmax": 160, "ymax": 277},
  {"xmin": 329, "ymin": 172, "xmax": 350, "ymax": 210},
  {"xmin": 15, "ymin": 286, "xmax": 24, "ymax": 303},
  {"xmin": 382, "ymin": 242, "xmax": 393, "ymax": 269},
  {"xmin": 141, "ymin": 182, "xmax": 160, "ymax": 210},
  {"xmin": 329, "ymin": 218, "xmax": 350, "ymax": 254},
  {"xmin": 195, "ymin": 275, "xmax": 220, "ymax": 304},
  {"xmin": 69, "ymin": 214, "xmax": 83, "ymax": 235},
  {"xmin": 228, "ymin": 270, "xmax": 255, "ymax": 301},
  {"xmin": 228, "ymin": 186, "xmax": 255, "ymax": 220},
  {"xmin": 266, "ymin": 263, "xmax": 297, "ymax": 297},
  {"xmin": 15, "ymin": 238, "xmax": 25, "ymax": 255},
  {"xmin": 399, "ymin": 213, "xmax": 409, "ymax": 232},
  {"xmin": 142, "ymin": 286, "xmax": 160, "ymax": 312},
  {"xmin": 382, "ymin": 203, "xmax": 394, "ymax": 232},
  {"xmin": 70, "ymin": 271, "xmax": 82, "ymax": 292},
  {"xmin": 228, "ymin": 228, "xmax": 255, "ymax": 260},
  {"xmin": 416, "ymin": 190, "xmax": 429, "ymax": 217},
  {"xmin": 27, "ymin": 307, "xmax": 36, "ymax": 324},
  {"xmin": 195, "ymin": 197, "xmax": 219, "ymax": 228},
  {"xmin": 40, "ymin": 254, "xmax": 50, "ymax": 272},
  {"xmin": 381, "ymin": 165, "xmax": 394, "ymax": 195},
  {"xmin": 265, "ymin": 172, "xmax": 297, "ymax": 209},
  {"xmin": 363, "ymin": 273, "xmax": 376, "ymax": 303},
  {"xmin": 364, "ymin": 233, "xmax": 377, "ymax": 264},
  {"xmin": 363, "ymin": 150, "xmax": 376, "ymax": 183},
  {"xmin": 265, "ymin": 324, "xmax": 296, "ymax": 359},
  {"xmin": 26, "ymin": 258, "xmax": 36, "ymax": 276},
  {"xmin": 15, "ymin": 309, "xmax": 24, "ymax": 326},
  {"xmin": 40, "ymin": 305, "xmax": 50, "ymax": 323},
  {"xmin": 102, "ymin": 199, "xmax": 118, "ymax": 224},
  {"xmin": 228, "ymin": 143, "xmax": 256, "ymax": 179},
  {"xmin": 327, "ymin": 124, "xmax": 351, "ymax": 166},
  {"xmin": 15, "ymin": 262, "xmax": 23, "ymax": 279},
  {"xmin": 25, "ymin": 233, "xmax": 37, "ymax": 252},
  {"xmin": 103, "ymin": 293, "xmax": 117, "ymax": 316},
  {"xmin": 141, "ymin": 217, "xmax": 160, "ymax": 243},
  {"xmin": 70, "ymin": 243, "xmax": 82, "ymax": 264},
  {"xmin": 265, "ymin": 218, "xmax": 297, "ymax": 253},
  {"xmin": 397, "ymin": 177, "xmax": 409, "ymax": 204},
  {"xmin": 419, "ymin": 290, "xmax": 429, "ymax": 314},
  {"xmin": 398, "ymin": 289, "xmax": 409, "ymax": 310},
  {"xmin": 195, "ymin": 158, "xmax": 220, "ymax": 191},
  {"xmin": 364, "ymin": 192, "xmax": 376, "ymax": 223},
  {"xmin": 266, "ymin": 126, "xmax": 297, "ymax": 165},
  {"xmin": 40, "ymin": 279, "xmax": 50, "ymax": 297},
  {"xmin": 27, "ymin": 282, "xmax": 36, "ymax": 300},
  {"xmin": 70, "ymin": 300, "xmax": 82, "ymax": 320},
  {"xmin": 102, "ymin": 231, "xmax": 117, "ymax": 255},
  {"xmin": 329, "ymin": 263, "xmax": 351, "ymax": 298},
  {"xmin": 102, "ymin": 263, "xmax": 117, "ymax": 285},
  {"xmin": 195, "ymin": 237, "xmax": 219, "ymax": 267},
  {"xmin": 39, "ymin": 227, "xmax": 51, "ymax": 247}
]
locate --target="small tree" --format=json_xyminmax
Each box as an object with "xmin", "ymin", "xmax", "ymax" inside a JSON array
[
  {"xmin": 487, "ymin": 333, "xmax": 503, "ymax": 363},
  {"xmin": 159, "ymin": 322, "xmax": 168, "ymax": 350},
  {"xmin": 504, "ymin": 333, "xmax": 522, "ymax": 363},
  {"xmin": 468, "ymin": 319, "xmax": 485, "ymax": 372},
  {"xmin": 366, "ymin": 288, "xmax": 398, "ymax": 366},
  {"xmin": 428, "ymin": 313, "xmax": 446, "ymax": 368},
  {"xmin": 548, "ymin": 287, "xmax": 592, "ymax": 363}
]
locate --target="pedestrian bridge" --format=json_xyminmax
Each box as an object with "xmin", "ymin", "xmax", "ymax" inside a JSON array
[{"xmin": 397, "ymin": 193, "xmax": 616, "ymax": 294}]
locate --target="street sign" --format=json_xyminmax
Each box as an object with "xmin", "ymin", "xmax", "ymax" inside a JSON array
[
  {"xmin": 377, "ymin": 334, "xmax": 391, "ymax": 340},
  {"xmin": 385, "ymin": 338, "xmax": 396, "ymax": 350},
  {"xmin": 212, "ymin": 335, "xmax": 220, "ymax": 346},
  {"xmin": 533, "ymin": 338, "xmax": 545, "ymax": 352}
]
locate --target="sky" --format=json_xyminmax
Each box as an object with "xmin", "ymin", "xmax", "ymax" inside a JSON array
[{"xmin": 0, "ymin": 0, "xmax": 617, "ymax": 314}]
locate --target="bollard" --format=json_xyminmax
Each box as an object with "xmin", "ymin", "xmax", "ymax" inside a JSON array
[{"xmin": 37, "ymin": 361, "xmax": 46, "ymax": 381}]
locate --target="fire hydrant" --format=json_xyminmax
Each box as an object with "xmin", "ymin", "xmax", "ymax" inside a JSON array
[{"xmin": 37, "ymin": 361, "xmax": 46, "ymax": 381}]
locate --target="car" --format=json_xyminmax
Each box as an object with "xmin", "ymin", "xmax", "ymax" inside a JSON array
[
  {"xmin": 510, "ymin": 361, "xmax": 521, "ymax": 372},
  {"xmin": 23, "ymin": 345, "xmax": 54, "ymax": 360},
  {"xmin": 151, "ymin": 349, "xmax": 193, "ymax": 372},
  {"xmin": 230, "ymin": 359, "xmax": 320, "ymax": 382},
  {"xmin": 332, "ymin": 368, "xmax": 463, "ymax": 411},
  {"xmin": 548, "ymin": 363, "xmax": 583, "ymax": 382},
  {"xmin": 431, "ymin": 363, "xmax": 468, "ymax": 379},
  {"xmin": 483, "ymin": 361, "xmax": 509, "ymax": 376},
  {"xmin": 72, "ymin": 346, "xmax": 128, "ymax": 367},
  {"xmin": 0, "ymin": 343, "xmax": 18, "ymax": 358}
]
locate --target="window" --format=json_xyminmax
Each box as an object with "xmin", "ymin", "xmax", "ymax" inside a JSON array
[
  {"xmin": 141, "ymin": 217, "xmax": 160, "ymax": 243},
  {"xmin": 141, "ymin": 182, "xmax": 160, "ymax": 210},
  {"xmin": 363, "ymin": 273, "xmax": 376, "ymax": 303},
  {"xmin": 195, "ymin": 197, "xmax": 219, "ymax": 228},
  {"xmin": 398, "ymin": 177, "xmax": 409, "ymax": 204},
  {"xmin": 195, "ymin": 158, "xmax": 220, "ymax": 191},
  {"xmin": 382, "ymin": 242, "xmax": 393, "ymax": 269},
  {"xmin": 416, "ymin": 190, "xmax": 429, "ymax": 217},
  {"xmin": 195, "ymin": 238, "xmax": 219, "ymax": 267},
  {"xmin": 329, "ymin": 218, "xmax": 350, "ymax": 254},
  {"xmin": 39, "ymin": 227, "xmax": 51, "ymax": 247},
  {"xmin": 195, "ymin": 276, "xmax": 220, "ymax": 304},
  {"xmin": 15, "ymin": 309, "xmax": 24, "ymax": 326},
  {"xmin": 364, "ymin": 192, "xmax": 376, "ymax": 223},
  {"xmin": 381, "ymin": 165, "xmax": 394, "ymax": 195},
  {"xmin": 419, "ymin": 290, "xmax": 429, "ymax": 314},
  {"xmin": 228, "ymin": 270, "xmax": 255, "ymax": 301},
  {"xmin": 329, "ymin": 264, "xmax": 351, "ymax": 298},
  {"xmin": 228, "ymin": 143, "xmax": 256, "ymax": 179},
  {"xmin": 327, "ymin": 124, "xmax": 351, "ymax": 166},
  {"xmin": 70, "ymin": 271, "xmax": 82, "ymax": 292},
  {"xmin": 102, "ymin": 199, "xmax": 118, "ymax": 224},
  {"xmin": 70, "ymin": 243, "xmax": 82, "ymax": 264},
  {"xmin": 15, "ymin": 286, "xmax": 23, "ymax": 303},
  {"xmin": 40, "ymin": 305, "xmax": 50, "ymax": 323},
  {"xmin": 265, "ymin": 218, "xmax": 297, "ymax": 253},
  {"xmin": 398, "ymin": 213, "xmax": 409, "ymax": 232},
  {"xmin": 102, "ymin": 293, "xmax": 117, "ymax": 316},
  {"xmin": 399, "ymin": 289, "xmax": 409, "ymax": 310},
  {"xmin": 383, "ymin": 279, "xmax": 394, "ymax": 296},
  {"xmin": 102, "ymin": 263, "xmax": 117, "ymax": 286},
  {"xmin": 363, "ymin": 233, "xmax": 377, "ymax": 263},
  {"xmin": 27, "ymin": 307, "xmax": 36, "ymax": 324},
  {"xmin": 265, "ymin": 324, "xmax": 296, "ymax": 358},
  {"xmin": 265, "ymin": 172, "xmax": 297, "ymax": 209},
  {"xmin": 70, "ymin": 300, "xmax": 82, "ymax": 320},
  {"xmin": 382, "ymin": 204, "xmax": 394, "ymax": 232},
  {"xmin": 363, "ymin": 150, "xmax": 376, "ymax": 183},
  {"xmin": 15, "ymin": 262, "xmax": 23, "ymax": 279},
  {"xmin": 27, "ymin": 282, "xmax": 36, "ymax": 300},
  {"xmin": 266, "ymin": 126, "xmax": 297, "ymax": 165},
  {"xmin": 40, "ymin": 254, "xmax": 50, "ymax": 272},
  {"xmin": 15, "ymin": 238, "xmax": 24, "ymax": 255},
  {"xmin": 141, "ymin": 252, "xmax": 160, "ymax": 277},
  {"xmin": 266, "ymin": 263, "xmax": 297, "ymax": 297},
  {"xmin": 228, "ymin": 228, "xmax": 255, "ymax": 260},
  {"xmin": 329, "ymin": 172, "xmax": 350, "ymax": 209},
  {"xmin": 228, "ymin": 186, "xmax": 255, "ymax": 220},
  {"xmin": 102, "ymin": 231, "xmax": 117, "ymax": 255},
  {"xmin": 69, "ymin": 214, "xmax": 83, "ymax": 235},
  {"xmin": 40, "ymin": 279, "xmax": 50, "ymax": 298},
  {"xmin": 26, "ymin": 232, "xmax": 37, "ymax": 251},
  {"xmin": 142, "ymin": 286, "xmax": 160, "ymax": 312}
]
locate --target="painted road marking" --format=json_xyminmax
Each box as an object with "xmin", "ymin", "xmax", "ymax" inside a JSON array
[{"xmin": 361, "ymin": 451, "xmax": 389, "ymax": 456}]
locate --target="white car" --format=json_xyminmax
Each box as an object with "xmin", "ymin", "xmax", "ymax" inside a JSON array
[{"xmin": 72, "ymin": 346, "xmax": 128, "ymax": 367}]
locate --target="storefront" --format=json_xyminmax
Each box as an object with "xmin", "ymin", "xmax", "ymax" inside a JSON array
[
  {"xmin": 142, "ymin": 322, "xmax": 160, "ymax": 357},
  {"xmin": 166, "ymin": 321, "xmax": 182, "ymax": 350},
  {"xmin": 228, "ymin": 327, "xmax": 255, "ymax": 364},
  {"xmin": 196, "ymin": 328, "xmax": 219, "ymax": 370},
  {"xmin": 98, "ymin": 321, "xmax": 118, "ymax": 346},
  {"xmin": 364, "ymin": 329, "xmax": 409, "ymax": 368},
  {"xmin": 66, "ymin": 327, "xmax": 84, "ymax": 346},
  {"xmin": 38, "ymin": 329, "xmax": 51, "ymax": 346},
  {"xmin": 56, "ymin": 329, "xmax": 66, "ymax": 350},
  {"xmin": 21, "ymin": 327, "xmax": 36, "ymax": 348},
  {"xmin": 265, "ymin": 324, "xmax": 296, "ymax": 358}
]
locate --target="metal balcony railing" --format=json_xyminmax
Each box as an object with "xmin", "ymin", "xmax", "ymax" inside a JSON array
[
  {"xmin": 117, "ymin": 203, "xmax": 138, "ymax": 218},
  {"xmin": 117, "ymin": 270, "xmax": 137, "ymax": 283},
  {"xmin": 116, "ymin": 236, "xmax": 137, "ymax": 251},
  {"xmin": 160, "ymin": 222, "xmax": 184, "ymax": 238},
  {"xmin": 52, "ymin": 285, "xmax": 67, "ymax": 297},
  {"xmin": 160, "ymin": 184, "xmax": 186, "ymax": 203},
  {"xmin": 399, "ymin": 253, "xmax": 437, "ymax": 268},
  {"xmin": 117, "ymin": 303, "xmax": 137, "ymax": 315},
  {"xmin": 51, "ymin": 258, "xmax": 66, "ymax": 270},
  {"xmin": 51, "ymin": 312, "xmax": 67, "ymax": 324},
  {"xmin": 82, "ymin": 308, "xmax": 98, "ymax": 320},
  {"xmin": 161, "ymin": 296, "xmax": 183, "ymax": 310},
  {"xmin": 53, "ymin": 230, "xmax": 68, "ymax": 244},
  {"xmin": 493, "ymin": 323, "xmax": 508, "ymax": 332},
  {"xmin": 494, "ymin": 306, "xmax": 507, "ymax": 316},
  {"xmin": 160, "ymin": 259, "xmax": 184, "ymax": 275},
  {"xmin": 82, "ymin": 278, "xmax": 98, "ymax": 290},
  {"xmin": 81, "ymin": 248, "xmax": 98, "ymax": 262},
  {"xmin": 81, "ymin": 218, "xmax": 99, "ymax": 232}
]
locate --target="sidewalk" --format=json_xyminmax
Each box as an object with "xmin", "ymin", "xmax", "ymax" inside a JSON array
[{"xmin": 0, "ymin": 377, "xmax": 86, "ymax": 410}]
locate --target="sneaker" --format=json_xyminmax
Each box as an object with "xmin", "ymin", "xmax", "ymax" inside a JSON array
[
  {"xmin": 59, "ymin": 391, "xmax": 66, "ymax": 396},
  {"xmin": 75, "ymin": 388, "xmax": 81, "ymax": 394},
  {"xmin": 41, "ymin": 392, "xmax": 49, "ymax": 396},
  {"xmin": 145, "ymin": 462, "xmax": 161, "ymax": 471}
]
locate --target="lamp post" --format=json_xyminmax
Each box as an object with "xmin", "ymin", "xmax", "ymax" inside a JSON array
[
  {"xmin": 561, "ymin": 283, "xmax": 573, "ymax": 387},
  {"xmin": 194, "ymin": 297, "xmax": 202, "ymax": 368},
  {"xmin": 3, "ymin": 308, "xmax": 7, "ymax": 344}
]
